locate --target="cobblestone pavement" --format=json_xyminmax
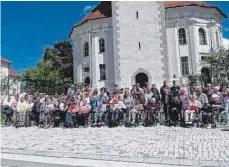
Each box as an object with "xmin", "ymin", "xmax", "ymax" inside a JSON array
[{"xmin": 1, "ymin": 126, "xmax": 229, "ymax": 166}]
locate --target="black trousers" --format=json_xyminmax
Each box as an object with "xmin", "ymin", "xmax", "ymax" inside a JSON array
[
  {"xmin": 35, "ymin": 112, "xmax": 40, "ymax": 124},
  {"xmin": 169, "ymin": 108, "xmax": 179, "ymax": 123},
  {"xmin": 163, "ymin": 104, "xmax": 169, "ymax": 122}
]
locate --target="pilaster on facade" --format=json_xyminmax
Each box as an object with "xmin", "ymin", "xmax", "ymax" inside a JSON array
[
  {"xmin": 111, "ymin": 1, "xmax": 121, "ymax": 86},
  {"xmin": 157, "ymin": 1, "xmax": 168, "ymax": 81}
]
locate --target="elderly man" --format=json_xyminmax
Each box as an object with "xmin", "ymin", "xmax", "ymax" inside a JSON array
[{"xmin": 196, "ymin": 88, "xmax": 209, "ymax": 106}]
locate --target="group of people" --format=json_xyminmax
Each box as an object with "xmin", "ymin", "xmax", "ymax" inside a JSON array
[{"xmin": 2, "ymin": 80, "xmax": 229, "ymax": 128}]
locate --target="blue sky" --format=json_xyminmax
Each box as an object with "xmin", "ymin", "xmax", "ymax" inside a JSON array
[{"xmin": 1, "ymin": 1, "xmax": 229, "ymax": 73}]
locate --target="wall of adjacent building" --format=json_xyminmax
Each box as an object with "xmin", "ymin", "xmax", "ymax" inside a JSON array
[{"xmin": 165, "ymin": 6, "xmax": 224, "ymax": 85}]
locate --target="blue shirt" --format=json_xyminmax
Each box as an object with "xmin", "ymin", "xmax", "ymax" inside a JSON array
[{"xmin": 90, "ymin": 96, "xmax": 100, "ymax": 110}]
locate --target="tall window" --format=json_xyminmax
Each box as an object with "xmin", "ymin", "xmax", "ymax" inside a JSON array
[
  {"xmin": 215, "ymin": 31, "xmax": 220, "ymax": 47},
  {"xmin": 136, "ymin": 11, "xmax": 139, "ymax": 19},
  {"xmin": 178, "ymin": 28, "xmax": 187, "ymax": 45},
  {"xmin": 84, "ymin": 42, "xmax": 89, "ymax": 57},
  {"xmin": 99, "ymin": 64, "xmax": 106, "ymax": 80},
  {"xmin": 198, "ymin": 28, "xmax": 207, "ymax": 45},
  {"xmin": 99, "ymin": 38, "xmax": 105, "ymax": 53},
  {"xmin": 181, "ymin": 57, "xmax": 189, "ymax": 76}
]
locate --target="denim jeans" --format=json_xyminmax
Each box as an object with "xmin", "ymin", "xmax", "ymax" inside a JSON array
[
  {"xmin": 66, "ymin": 113, "xmax": 73, "ymax": 123},
  {"xmin": 220, "ymin": 102, "xmax": 229, "ymax": 124}
]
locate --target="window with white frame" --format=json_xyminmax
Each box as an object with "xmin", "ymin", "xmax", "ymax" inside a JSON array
[
  {"xmin": 84, "ymin": 42, "xmax": 89, "ymax": 57},
  {"xmin": 181, "ymin": 57, "xmax": 189, "ymax": 76},
  {"xmin": 178, "ymin": 28, "xmax": 187, "ymax": 45},
  {"xmin": 198, "ymin": 28, "xmax": 207, "ymax": 45},
  {"xmin": 99, "ymin": 64, "xmax": 106, "ymax": 80},
  {"xmin": 99, "ymin": 38, "xmax": 105, "ymax": 53}
]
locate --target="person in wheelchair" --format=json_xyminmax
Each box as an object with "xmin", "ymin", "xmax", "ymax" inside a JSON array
[
  {"xmin": 16, "ymin": 97, "xmax": 29, "ymax": 127},
  {"xmin": 123, "ymin": 92, "xmax": 134, "ymax": 123},
  {"xmin": 201, "ymin": 103, "xmax": 215, "ymax": 128},
  {"xmin": 184, "ymin": 95, "xmax": 202, "ymax": 125},
  {"xmin": 110, "ymin": 97, "xmax": 126, "ymax": 125},
  {"xmin": 128, "ymin": 99, "xmax": 144, "ymax": 125},
  {"xmin": 78, "ymin": 100, "xmax": 91, "ymax": 126},
  {"xmin": 211, "ymin": 93, "xmax": 224, "ymax": 126},
  {"xmin": 89, "ymin": 91, "xmax": 100, "ymax": 126},
  {"xmin": 40, "ymin": 98, "xmax": 54, "ymax": 128},
  {"xmin": 93, "ymin": 100, "xmax": 107, "ymax": 126},
  {"xmin": 169, "ymin": 95, "xmax": 182, "ymax": 126},
  {"xmin": 65, "ymin": 101, "xmax": 79, "ymax": 127}
]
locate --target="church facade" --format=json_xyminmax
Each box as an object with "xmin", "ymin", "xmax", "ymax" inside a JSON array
[{"xmin": 69, "ymin": 1, "xmax": 227, "ymax": 88}]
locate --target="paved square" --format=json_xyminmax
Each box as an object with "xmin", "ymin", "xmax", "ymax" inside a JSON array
[{"xmin": 1, "ymin": 126, "xmax": 229, "ymax": 166}]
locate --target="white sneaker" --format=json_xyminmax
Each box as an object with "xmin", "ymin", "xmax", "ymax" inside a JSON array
[{"xmin": 207, "ymin": 124, "xmax": 211, "ymax": 129}]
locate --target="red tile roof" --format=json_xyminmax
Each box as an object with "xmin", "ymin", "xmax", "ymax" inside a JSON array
[
  {"xmin": 69, "ymin": 1, "xmax": 226, "ymax": 37},
  {"xmin": 164, "ymin": 1, "xmax": 212, "ymax": 8},
  {"xmin": 76, "ymin": 1, "xmax": 111, "ymax": 27},
  {"xmin": 9, "ymin": 69, "xmax": 18, "ymax": 77},
  {"xmin": 1, "ymin": 57, "xmax": 11, "ymax": 64},
  {"xmin": 164, "ymin": 1, "xmax": 226, "ymax": 18}
]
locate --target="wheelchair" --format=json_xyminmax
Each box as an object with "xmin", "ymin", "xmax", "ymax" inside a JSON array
[
  {"xmin": 50, "ymin": 108, "xmax": 65, "ymax": 127},
  {"xmin": 142, "ymin": 104, "xmax": 159, "ymax": 127},
  {"xmin": 15, "ymin": 110, "xmax": 30, "ymax": 128},
  {"xmin": 183, "ymin": 109, "xmax": 202, "ymax": 128}
]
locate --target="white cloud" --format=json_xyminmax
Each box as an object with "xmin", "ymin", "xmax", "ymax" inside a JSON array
[{"xmin": 82, "ymin": 5, "xmax": 96, "ymax": 15}]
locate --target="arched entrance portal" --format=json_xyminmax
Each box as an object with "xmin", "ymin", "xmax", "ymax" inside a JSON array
[
  {"xmin": 84, "ymin": 77, "xmax": 90, "ymax": 86},
  {"xmin": 135, "ymin": 73, "xmax": 148, "ymax": 88}
]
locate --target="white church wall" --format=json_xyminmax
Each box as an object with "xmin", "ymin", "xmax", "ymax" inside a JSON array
[
  {"xmin": 165, "ymin": 6, "xmax": 224, "ymax": 84},
  {"xmin": 112, "ymin": 1, "xmax": 167, "ymax": 88},
  {"xmin": 71, "ymin": 18, "xmax": 113, "ymax": 87}
]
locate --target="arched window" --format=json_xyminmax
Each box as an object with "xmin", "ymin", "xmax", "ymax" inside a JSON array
[
  {"xmin": 178, "ymin": 28, "xmax": 187, "ymax": 45},
  {"xmin": 215, "ymin": 31, "xmax": 220, "ymax": 47},
  {"xmin": 84, "ymin": 42, "xmax": 89, "ymax": 57},
  {"xmin": 99, "ymin": 38, "xmax": 105, "ymax": 53},
  {"xmin": 198, "ymin": 28, "xmax": 207, "ymax": 45}
]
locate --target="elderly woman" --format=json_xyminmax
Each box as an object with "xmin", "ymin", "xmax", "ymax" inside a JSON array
[
  {"xmin": 66, "ymin": 101, "xmax": 79, "ymax": 127},
  {"xmin": 128, "ymin": 99, "xmax": 144, "ymax": 124},
  {"xmin": 16, "ymin": 97, "xmax": 28, "ymax": 127},
  {"xmin": 184, "ymin": 95, "xmax": 202, "ymax": 124}
]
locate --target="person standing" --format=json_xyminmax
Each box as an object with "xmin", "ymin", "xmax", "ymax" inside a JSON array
[
  {"xmin": 32, "ymin": 97, "xmax": 42, "ymax": 125},
  {"xmin": 170, "ymin": 80, "xmax": 180, "ymax": 97}
]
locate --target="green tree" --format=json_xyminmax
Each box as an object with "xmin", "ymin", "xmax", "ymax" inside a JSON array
[
  {"xmin": 202, "ymin": 47, "xmax": 229, "ymax": 85},
  {"xmin": 23, "ymin": 41, "xmax": 73, "ymax": 94}
]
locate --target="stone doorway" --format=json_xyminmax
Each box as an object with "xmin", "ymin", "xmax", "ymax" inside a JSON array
[{"xmin": 135, "ymin": 73, "xmax": 148, "ymax": 88}]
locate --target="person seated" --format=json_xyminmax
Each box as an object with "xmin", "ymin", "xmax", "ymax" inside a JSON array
[
  {"xmin": 128, "ymin": 99, "xmax": 144, "ymax": 124},
  {"xmin": 169, "ymin": 95, "xmax": 182, "ymax": 126},
  {"xmin": 78, "ymin": 100, "xmax": 91, "ymax": 126},
  {"xmin": 93, "ymin": 100, "xmax": 108, "ymax": 126},
  {"xmin": 211, "ymin": 93, "xmax": 223, "ymax": 124},
  {"xmin": 66, "ymin": 101, "xmax": 79, "ymax": 127},
  {"xmin": 111, "ymin": 97, "xmax": 126, "ymax": 123},
  {"xmin": 184, "ymin": 95, "xmax": 202, "ymax": 124},
  {"xmin": 196, "ymin": 88, "xmax": 209, "ymax": 107},
  {"xmin": 201, "ymin": 103, "xmax": 214, "ymax": 128}
]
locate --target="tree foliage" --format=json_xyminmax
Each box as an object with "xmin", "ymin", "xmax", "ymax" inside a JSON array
[
  {"xmin": 203, "ymin": 47, "xmax": 229, "ymax": 85},
  {"xmin": 188, "ymin": 47, "xmax": 229, "ymax": 87},
  {"xmin": 23, "ymin": 41, "xmax": 73, "ymax": 94}
]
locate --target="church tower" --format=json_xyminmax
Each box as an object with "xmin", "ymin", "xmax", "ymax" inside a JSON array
[{"xmin": 112, "ymin": 2, "xmax": 168, "ymax": 88}]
